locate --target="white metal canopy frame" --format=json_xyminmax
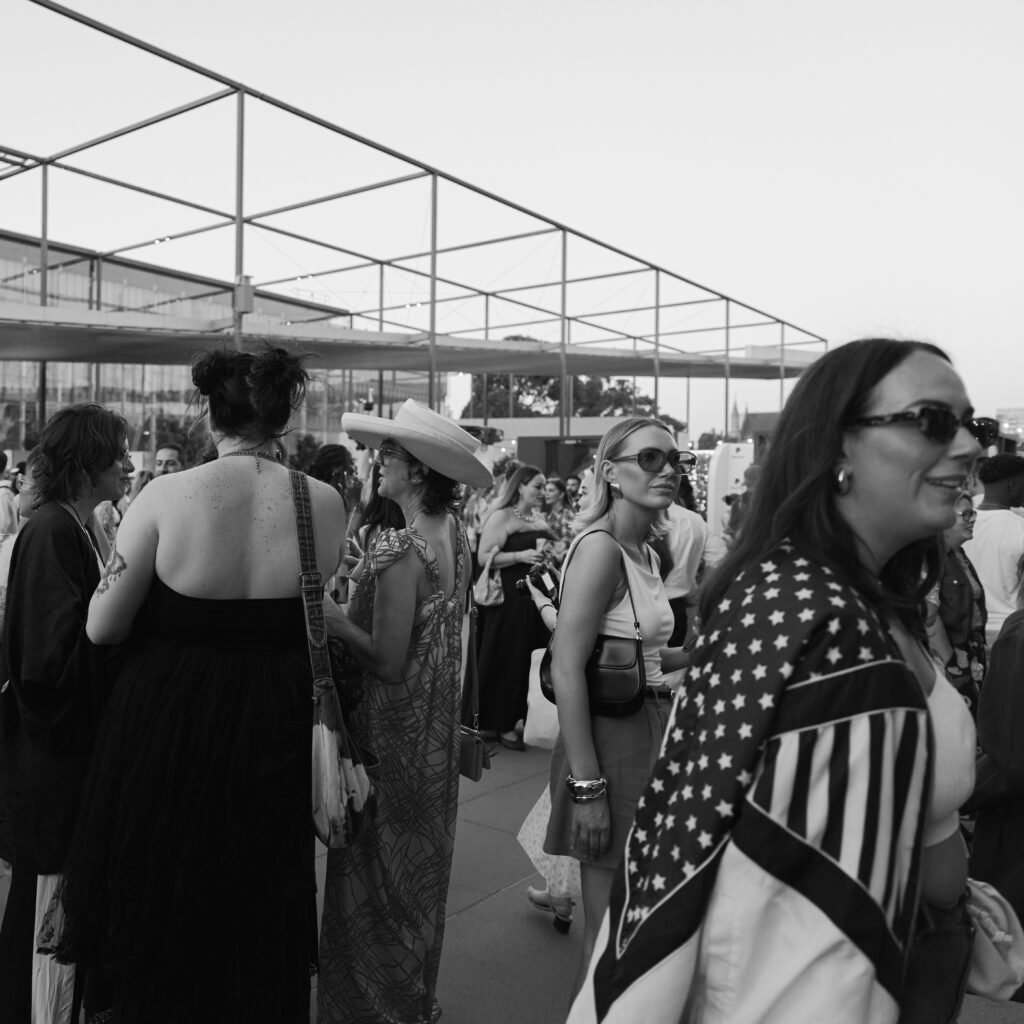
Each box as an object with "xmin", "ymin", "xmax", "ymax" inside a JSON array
[{"xmin": 0, "ymin": 0, "xmax": 827, "ymax": 434}]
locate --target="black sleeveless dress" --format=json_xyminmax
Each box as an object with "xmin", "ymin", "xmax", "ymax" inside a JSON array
[
  {"xmin": 49, "ymin": 577, "xmax": 313, "ymax": 1023},
  {"xmin": 475, "ymin": 528, "xmax": 551, "ymax": 735}
]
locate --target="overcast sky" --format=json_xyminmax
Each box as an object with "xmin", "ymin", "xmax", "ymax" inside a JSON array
[{"xmin": 5, "ymin": 0, "xmax": 1023, "ymax": 436}]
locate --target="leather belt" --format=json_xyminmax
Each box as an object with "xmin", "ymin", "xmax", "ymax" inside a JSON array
[{"xmin": 645, "ymin": 686, "xmax": 675, "ymax": 701}]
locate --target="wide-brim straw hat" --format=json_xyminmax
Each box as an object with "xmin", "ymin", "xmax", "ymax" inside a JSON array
[{"xmin": 342, "ymin": 400, "xmax": 492, "ymax": 489}]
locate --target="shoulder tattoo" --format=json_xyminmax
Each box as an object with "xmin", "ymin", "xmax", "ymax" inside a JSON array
[{"xmin": 95, "ymin": 548, "xmax": 127, "ymax": 597}]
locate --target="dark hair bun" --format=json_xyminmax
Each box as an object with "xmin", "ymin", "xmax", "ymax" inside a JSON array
[
  {"xmin": 192, "ymin": 350, "xmax": 235, "ymax": 396},
  {"xmin": 193, "ymin": 345, "xmax": 310, "ymax": 438}
]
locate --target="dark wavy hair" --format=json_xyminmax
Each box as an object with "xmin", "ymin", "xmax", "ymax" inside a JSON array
[
  {"xmin": 32, "ymin": 404, "xmax": 129, "ymax": 506},
  {"xmin": 307, "ymin": 444, "xmax": 355, "ymax": 486},
  {"xmin": 418, "ymin": 466, "xmax": 460, "ymax": 515},
  {"xmin": 192, "ymin": 345, "xmax": 309, "ymax": 439},
  {"xmin": 700, "ymin": 338, "xmax": 951, "ymax": 634}
]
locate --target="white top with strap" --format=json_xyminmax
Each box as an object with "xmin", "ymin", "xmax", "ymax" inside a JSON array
[{"xmin": 563, "ymin": 529, "xmax": 675, "ymax": 689}]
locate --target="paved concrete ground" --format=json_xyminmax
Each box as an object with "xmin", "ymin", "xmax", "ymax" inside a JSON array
[
  {"xmin": 316, "ymin": 742, "xmax": 1024, "ymax": 1024},
  {"xmin": 2, "ymin": 743, "xmax": 1022, "ymax": 1022}
]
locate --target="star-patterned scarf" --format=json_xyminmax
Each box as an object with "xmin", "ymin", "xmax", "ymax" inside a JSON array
[{"xmin": 573, "ymin": 543, "xmax": 931, "ymax": 1023}]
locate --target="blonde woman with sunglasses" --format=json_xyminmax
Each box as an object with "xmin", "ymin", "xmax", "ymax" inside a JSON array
[{"xmin": 544, "ymin": 417, "xmax": 693, "ymax": 1000}]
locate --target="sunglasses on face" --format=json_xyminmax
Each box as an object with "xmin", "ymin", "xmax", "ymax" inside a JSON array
[
  {"xmin": 956, "ymin": 509, "xmax": 977, "ymax": 524},
  {"xmin": 376, "ymin": 444, "xmax": 413, "ymax": 464},
  {"xmin": 609, "ymin": 447, "xmax": 697, "ymax": 475},
  {"xmin": 846, "ymin": 406, "xmax": 1000, "ymax": 448}
]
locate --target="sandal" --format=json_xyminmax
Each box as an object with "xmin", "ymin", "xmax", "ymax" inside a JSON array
[
  {"xmin": 498, "ymin": 732, "xmax": 525, "ymax": 751},
  {"xmin": 526, "ymin": 885, "xmax": 574, "ymax": 933}
]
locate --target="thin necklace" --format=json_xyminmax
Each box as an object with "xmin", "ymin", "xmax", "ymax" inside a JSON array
[
  {"xmin": 60, "ymin": 501, "xmax": 104, "ymax": 564},
  {"xmin": 219, "ymin": 446, "xmax": 282, "ymax": 474},
  {"xmin": 512, "ymin": 505, "xmax": 537, "ymax": 522}
]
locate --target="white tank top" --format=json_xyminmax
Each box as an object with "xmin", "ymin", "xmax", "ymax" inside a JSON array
[
  {"xmin": 563, "ymin": 530, "xmax": 675, "ymax": 688},
  {"xmin": 923, "ymin": 667, "xmax": 976, "ymax": 847}
]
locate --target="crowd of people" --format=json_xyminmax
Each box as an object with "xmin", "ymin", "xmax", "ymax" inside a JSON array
[{"xmin": 0, "ymin": 336, "xmax": 1022, "ymax": 1023}]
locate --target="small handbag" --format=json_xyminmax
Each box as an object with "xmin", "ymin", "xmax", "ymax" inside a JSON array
[
  {"xmin": 539, "ymin": 529, "xmax": 646, "ymax": 718},
  {"xmin": 460, "ymin": 586, "xmax": 491, "ymax": 781},
  {"xmin": 965, "ymin": 878, "xmax": 1024, "ymax": 1001},
  {"xmin": 472, "ymin": 549, "xmax": 504, "ymax": 607},
  {"xmin": 290, "ymin": 471, "xmax": 376, "ymax": 848}
]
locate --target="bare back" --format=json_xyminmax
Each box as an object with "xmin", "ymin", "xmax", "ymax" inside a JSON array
[{"xmin": 147, "ymin": 460, "xmax": 345, "ymax": 599}]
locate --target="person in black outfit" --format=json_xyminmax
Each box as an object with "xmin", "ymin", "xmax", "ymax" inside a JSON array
[
  {"xmin": 475, "ymin": 464, "xmax": 552, "ymax": 749},
  {"xmin": 0, "ymin": 405, "xmax": 133, "ymax": 1022},
  {"xmin": 38, "ymin": 348, "xmax": 347, "ymax": 1023}
]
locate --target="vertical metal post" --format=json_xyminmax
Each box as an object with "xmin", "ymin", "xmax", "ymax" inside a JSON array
[
  {"xmin": 233, "ymin": 89, "xmax": 245, "ymax": 350},
  {"xmin": 378, "ymin": 264, "xmax": 385, "ymax": 333},
  {"xmin": 653, "ymin": 271, "xmax": 661, "ymax": 419},
  {"xmin": 377, "ymin": 369, "xmax": 385, "ymax": 416},
  {"xmin": 559, "ymin": 230, "xmax": 568, "ymax": 439},
  {"xmin": 508, "ymin": 374, "xmax": 514, "ymax": 419},
  {"xmin": 779, "ymin": 323, "xmax": 786, "ymax": 409},
  {"xmin": 566, "ymin": 318, "xmax": 573, "ymax": 431},
  {"xmin": 321, "ymin": 369, "xmax": 330, "ymax": 442},
  {"xmin": 140, "ymin": 365, "xmax": 148, "ymax": 455},
  {"xmin": 686, "ymin": 375, "xmax": 691, "ymax": 435},
  {"xmin": 428, "ymin": 174, "xmax": 439, "ymax": 410},
  {"xmin": 724, "ymin": 300, "xmax": 732, "ymax": 438},
  {"xmin": 631, "ymin": 337, "xmax": 638, "ymax": 416},
  {"xmin": 482, "ymin": 294, "xmax": 490, "ymax": 428},
  {"xmin": 38, "ymin": 163, "xmax": 49, "ymax": 429}
]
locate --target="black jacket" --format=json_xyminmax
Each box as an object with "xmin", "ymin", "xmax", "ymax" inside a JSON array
[{"xmin": 0, "ymin": 503, "xmax": 110, "ymax": 873}]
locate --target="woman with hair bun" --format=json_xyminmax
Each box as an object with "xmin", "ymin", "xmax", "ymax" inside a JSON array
[{"xmin": 42, "ymin": 346, "xmax": 345, "ymax": 1023}]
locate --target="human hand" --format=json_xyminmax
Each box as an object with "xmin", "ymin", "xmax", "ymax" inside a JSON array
[
  {"xmin": 347, "ymin": 535, "xmax": 364, "ymax": 559},
  {"xmin": 519, "ymin": 548, "xmax": 543, "ymax": 566},
  {"xmin": 525, "ymin": 577, "xmax": 546, "ymax": 605},
  {"xmin": 322, "ymin": 589, "xmax": 349, "ymax": 638},
  {"xmin": 570, "ymin": 797, "xmax": 611, "ymax": 861}
]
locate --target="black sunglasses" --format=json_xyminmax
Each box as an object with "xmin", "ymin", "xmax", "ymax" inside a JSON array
[
  {"xmin": 846, "ymin": 407, "xmax": 1000, "ymax": 448},
  {"xmin": 956, "ymin": 509, "xmax": 977, "ymax": 524},
  {"xmin": 609, "ymin": 447, "xmax": 697, "ymax": 474}
]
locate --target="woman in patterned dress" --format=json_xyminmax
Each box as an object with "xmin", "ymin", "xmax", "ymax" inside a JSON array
[{"xmin": 317, "ymin": 400, "xmax": 491, "ymax": 1024}]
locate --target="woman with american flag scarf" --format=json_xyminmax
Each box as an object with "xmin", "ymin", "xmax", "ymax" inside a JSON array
[{"xmin": 568, "ymin": 339, "xmax": 986, "ymax": 1024}]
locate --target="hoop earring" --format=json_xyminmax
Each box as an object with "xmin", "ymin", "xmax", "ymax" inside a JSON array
[
  {"xmin": 834, "ymin": 467, "xmax": 851, "ymax": 495},
  {"xmin": 609, "ymin": 482, "xmax": 623, "ymax": 499}
]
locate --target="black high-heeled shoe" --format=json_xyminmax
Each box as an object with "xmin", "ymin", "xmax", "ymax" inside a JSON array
[
  {"xmin": 498, "ymin": 732, "xmax": 525, "ymax": 751},
  {"xmin": 526, "ymin": 886, "xmax": 574, "ymax": 933}
]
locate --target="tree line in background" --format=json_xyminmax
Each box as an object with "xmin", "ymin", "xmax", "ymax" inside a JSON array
[{"xmin": 460, "ymin": 372, "xmax": 687, "ymax": 437}]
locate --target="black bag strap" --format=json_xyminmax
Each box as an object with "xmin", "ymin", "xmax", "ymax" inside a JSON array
[
  {"xmin": 461, "ymin": 528, "xmax": 482, "ymax": 728},
  {"xmin": 559, "ymin": 528, "xmax": 642, "ymax": 640},
  {"xmin": 289, "ymin": 470, "xmax": 333, "ymax": 689}
]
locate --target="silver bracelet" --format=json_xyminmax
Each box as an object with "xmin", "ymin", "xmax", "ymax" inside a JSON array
[{"xmin": 566, "ymin": 774, "xmax": 607, "ymax": 803}]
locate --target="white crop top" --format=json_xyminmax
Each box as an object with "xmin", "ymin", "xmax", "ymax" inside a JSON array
[{"xmin": 923, "ymin": 667, "xmax": 976, "ymax": 848}]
